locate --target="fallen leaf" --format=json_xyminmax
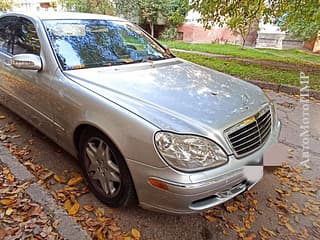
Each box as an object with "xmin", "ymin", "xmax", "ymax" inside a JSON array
[
  {"xmin": 262, "ymin": 227, "xmax": 276, "ymax": 237},
  {"xmin": 252, "ymin": 199, "xmax": 258, "ymax": 206},
  {"xmin": 243, "ymin": 232, "xmax": 256, "ymax": 240},
  {"xmin": 244, "ymin": 219, "xmax": 251, "ymax": 229},
  {"xmin": 0, "ymin": 198, "xmax": 16, "ymax": 205},
  {"xmin": 39, "ymin": 171, "xmax": 54, "ymax": 180},
  {"xmin": 5, "ymin": 207, "xmax": 14, "ymax": 216},
  {"xmin": 131, "ymin": 228, "xmax": 141, "ymax": 239},
  {"xmin": 313, "ymin": 220, "xmax": 320, "ymax": 228},
  {"xmin": 226, "ymin": 205, "xmax": 238, "ymax": 213},
  {"xmin": 96, "ymin": 227, "xmax": 105, "ymax": 240},
  {"xmin": 285, "ymin": 223, "xmax": 296, "ymax": 233},
  {"xmin": 64, "ymin": 199, "xmax": 73, "ymax": 211},
  {"xmin": 109, "ymin": 225, "xmax": 121, "ymax": 232},
  {"xmin": 279, "ymin": 215, "xmax": 289, "ymax": 224},
  {"xmin": 67, "ymin": 176, "xmax": 83, "ymax": 186},
  {"xmin": 0, "ymin": 230, "xmax": 6, "ymax": 239},
  {"xmin": 94, "ymin": 208, "xmax": 105, "ymax": 217},
  {"xmin": 0, "ymin": 115, "xmax": 6, "ymax": 119},
  {"xmin": 204, "ymin": 215, "xmax": 218, "ymax": 222},
  {"xmin": 83, "ymin": 205, "xmax": 94, "ymax": 212},
  {"xmin": 52, "ymin": 220, "xmax": 60, "ymax": 229},
  {"xmin": 68, "ymin": 202, "xmax": 80, "ymax": 215},
  {"xmin": 53, "ymin": 174, "xmax": 67, "ymax": 183}
]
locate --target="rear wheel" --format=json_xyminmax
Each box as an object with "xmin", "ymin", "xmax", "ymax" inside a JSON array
[{"xmin": 79, "ymin": 128, "xmax": 136, "ymax": 208}]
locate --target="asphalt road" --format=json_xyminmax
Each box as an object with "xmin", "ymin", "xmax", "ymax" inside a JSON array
[{"xmin": 0, "ymin": 90, "xmax": 319, "ymax": 240}]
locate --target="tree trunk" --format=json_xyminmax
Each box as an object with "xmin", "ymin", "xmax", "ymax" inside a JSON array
[
  {"xmin": 241, "ymin": 35, "xmax": 246, "ymax": 49},
  {"xmin": 150, "ymin": 23, "xmax": 154, "ymax": 37}
]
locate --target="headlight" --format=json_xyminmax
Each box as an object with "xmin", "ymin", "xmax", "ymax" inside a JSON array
[
  {"xmin": 264, "ymin": 94, "xmax": 276, "ymax": 125},
  {"xmin": 154, "ymin": 131, "xmax": 228, "ymax": 172}
]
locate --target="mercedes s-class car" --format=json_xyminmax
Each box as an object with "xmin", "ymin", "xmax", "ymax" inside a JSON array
[{"xmin": 0, "ymin": 12, "xmax": 281, "ymax": 214}]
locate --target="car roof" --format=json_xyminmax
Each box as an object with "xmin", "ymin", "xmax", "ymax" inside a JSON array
[{"xmin": 2, "ymin": 11, "xmax": 126, "ymax": 22}]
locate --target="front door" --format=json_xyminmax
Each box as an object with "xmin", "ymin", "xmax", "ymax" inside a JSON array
[{"xmin": 0, "ymin": 16, "xmax": 57, "ymax": 141}]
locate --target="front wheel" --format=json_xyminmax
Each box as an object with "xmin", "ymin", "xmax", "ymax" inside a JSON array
[{"xmin": 79, "ymin": 128, "xmax": 137, "ymax": 208}]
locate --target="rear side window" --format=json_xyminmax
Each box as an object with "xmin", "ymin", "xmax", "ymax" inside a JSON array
[
  {"xmin": 14, "ymin": 18, "xmax": 41, "ymax": 55},
  {"xmin": 0, "ymin": 16, "xmax": 16, "ymax": 54}
]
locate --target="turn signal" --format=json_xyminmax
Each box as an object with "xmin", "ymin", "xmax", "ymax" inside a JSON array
[{"xmin": 148, "ymin": 178, "xmax": 169, "ymax": 190}]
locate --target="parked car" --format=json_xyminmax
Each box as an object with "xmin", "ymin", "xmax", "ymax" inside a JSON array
[{"xmin": 0, "ymin": 12, "xmax": 281, "ymax": 214}]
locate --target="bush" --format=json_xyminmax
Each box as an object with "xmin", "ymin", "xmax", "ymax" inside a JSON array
[{"xmin": 159, "ymin": 27, "xmax": 178, "ymax": 40}]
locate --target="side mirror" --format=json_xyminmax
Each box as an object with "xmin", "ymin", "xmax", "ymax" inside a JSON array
[{"xmin": 11, "ymin": 54, "xmax": 42, "ymax": 71}]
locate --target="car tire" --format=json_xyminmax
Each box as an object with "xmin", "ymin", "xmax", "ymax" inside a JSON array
[{"xmin": 79, "ymin": 128, "xmax": 137, "ymax": 208}]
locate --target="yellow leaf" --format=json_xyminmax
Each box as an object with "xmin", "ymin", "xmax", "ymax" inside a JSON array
[
  {"xmin": 285, "ymin": 223, "xmax": 295, "ymax": 233},
  {"xmin": 96, "ymin": 227, "xmax": 105, "ymax": 240},
  {"xmin": 262, "ymin": 227, "xmax": 276, "ymax": 237},
  {"xmin": 54, "ymin": 174, "xmax": 67, "ymax": 183},
  {"xmin": 7, "ymin": 173, "xmax": 14, "ymax": 182},
  {"xmin": 292, "ymin": 187, "xmax": 300, "ymax": 192},
  {"xmin": 64, "ymin": 199, "xmax": 73, "ymax": 211},
  {"xmin": 244, "ymin": 219, "xmax": 251, "ymax": 229},
  {"xmin": 205, "ymin": 215, "xmax": 218, "ymax": 223},
  {"xmin": 0, "ymin": 115, "xmax": 6, "ymax": 119},
  {"xmin": 226, "ymin": 205, "xmax": 238, "ymax": 213},
  {"xmin": 83, "ymin": 205, "xmax": 94, "ymax": 212},
  {"xmin": 131, "ymin": 228, "xmax": 141, "ymax": 239},
  {"xmin": 5, "ymin": 207, "xmax": 14, "ymax": 216},
  {"xmin": 124, "ymin": 237, "xmax": 132, "ymax": 240},
  {"xmin": 68, "ymin": 202, "xmax": 80, "ymax": 215},
  {"xmin": 249, "ymin": 213, "xmax": 255, "ymax": 223},
  {"xmin": 94, "ymin": 208, "xmax": 105, "ymax": 217},
  {"xmin": 0, "ymin": 198, "xmax": 15, "ymax": 206},
  {"xmin": 67, "ymin": 176, "xmax": 83, "ymax": 186},
  {"xmin": 39, "ymin": 171, "xmax": 54, "ymax": 180},
  {"xmin": 252, "ymin": 199, "xmax": 258, "ymax": 206}
]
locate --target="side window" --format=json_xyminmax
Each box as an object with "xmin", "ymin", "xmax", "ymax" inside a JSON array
[
  {"xmin": 0, "ymin": 16, "xmax": 16, "ymax": 54},
  {"xmin": 13, "ymin": 18, "xmax": 41, "ymax": 55}
]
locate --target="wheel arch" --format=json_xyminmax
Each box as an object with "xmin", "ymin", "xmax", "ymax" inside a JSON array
[{"xmin": 73, "ymin": 123, "xmax": 122, "ymax": 157}]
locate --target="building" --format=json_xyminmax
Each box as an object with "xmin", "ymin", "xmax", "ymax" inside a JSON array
[
  {"xmin": 178, "ymin": 10, "xmax": 242, "ymax": 45},
  {"xmin": 12, "ymin": 0, "xmax": 58, "ymax": 12},
  {"xmin": 178, "ymin": 10, "xmax": 310, "ymax": 50}
]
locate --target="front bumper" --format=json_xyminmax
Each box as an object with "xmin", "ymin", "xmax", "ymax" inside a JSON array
[{"xmin": 127, "ymin": 120, "xmax": 281, "ymax": 214}]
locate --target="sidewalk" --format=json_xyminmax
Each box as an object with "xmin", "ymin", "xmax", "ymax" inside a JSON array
[{"xmin": 0, "ymin": 144, "xmax": 91, "ymax": 240}]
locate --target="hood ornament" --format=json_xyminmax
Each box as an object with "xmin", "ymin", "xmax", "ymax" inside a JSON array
[{"xmin": 239, "ymin": 94, "xmax": 250, "ymax": 111}]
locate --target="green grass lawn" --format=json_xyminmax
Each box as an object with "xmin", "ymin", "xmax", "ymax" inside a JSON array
[
  {"xmin": 161, "ymin": 40, "xmax": 320, "ymax": 67},
  {"xmin": 174, "ymin": 51, "xmax": 320, "ymax": 91}
]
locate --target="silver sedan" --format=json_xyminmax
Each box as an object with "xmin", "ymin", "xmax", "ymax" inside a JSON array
[{"xmin": 0, "ymin": 12, "xmax": 281, "ymax": 214}]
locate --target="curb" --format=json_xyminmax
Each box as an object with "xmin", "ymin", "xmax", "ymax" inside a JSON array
[
  {"xmin": 245, "ymin": 80, "xmax": 320, "ymax": 100},
  {"xmin": 0, "ymin": 144, "xmax": 91, "ymax": 240}
]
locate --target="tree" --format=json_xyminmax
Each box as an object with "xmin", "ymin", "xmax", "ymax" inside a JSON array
[
  {"xmin": 0, "ymin": 0, "xmax": 13, "ymax": 12},
  {"xmin": 191, "ymin": 0, "xmax": 266, "ymax": 48},
  {"xmin": 275, "ymin": 0, "xmax": 320, "ymax": 40},
  {"xmin": 59, "ymin": 0, "xmax": 115, "ymax": 15},
  {"xmin": 114, "ymin": 0, "xmax": 189, "ymax": 37},
  {"xmin": 167, "ymin": 0, "xmax": 190, "ymax": 27},
  {"xmin": 191, "ymin": 0, "xmax": 320, "ymax": 46},
  {"xmin": 139, "ymin": 0, "xmax": 168, "ymax": 37}
]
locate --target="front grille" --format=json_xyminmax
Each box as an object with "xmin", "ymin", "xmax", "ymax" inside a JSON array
[{"xmin": 226, "ymin": 106, "xmax": 272, "ymax": 157}]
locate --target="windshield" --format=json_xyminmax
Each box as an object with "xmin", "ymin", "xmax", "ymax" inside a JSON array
[{"xmin": 43, "ymin": 19, "xmax": 173, "ymax": 70}]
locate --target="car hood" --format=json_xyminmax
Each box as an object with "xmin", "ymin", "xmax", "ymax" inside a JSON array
[{"xmin": 65, "ymin": 58, "xmax": 267, "ymax": 135}]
